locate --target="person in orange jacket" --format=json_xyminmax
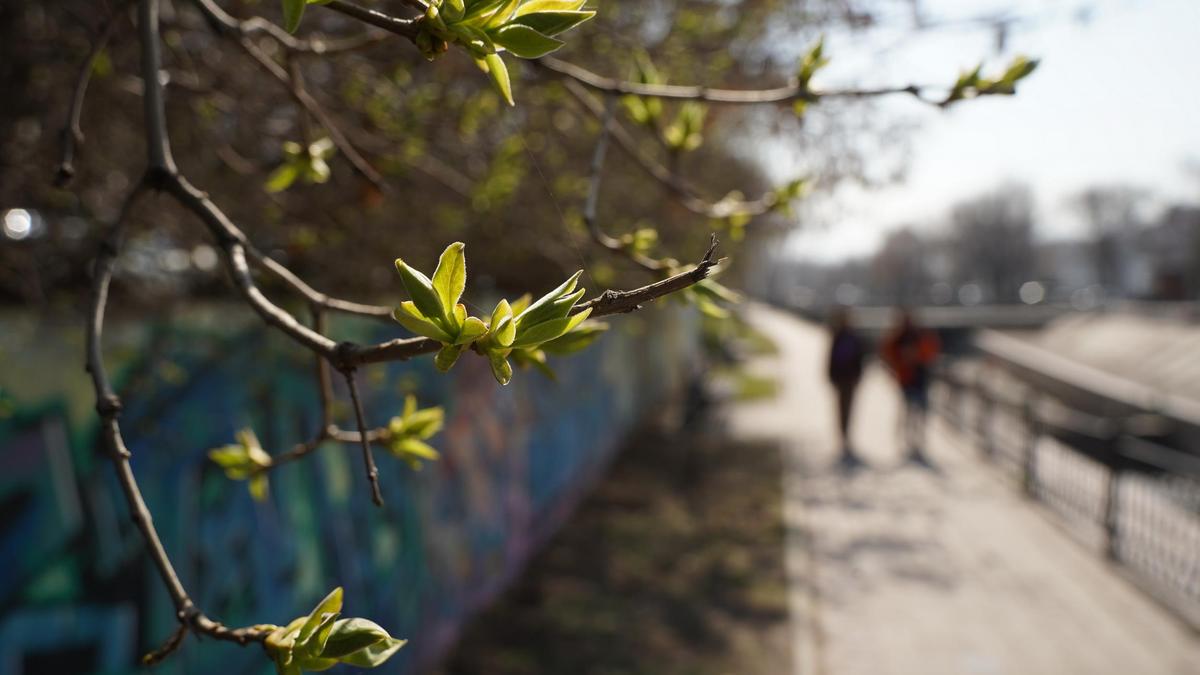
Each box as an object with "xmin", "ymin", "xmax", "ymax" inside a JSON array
[{"xmin": 881, "ymin": 308, "xmax": 940, "ymax": 460}]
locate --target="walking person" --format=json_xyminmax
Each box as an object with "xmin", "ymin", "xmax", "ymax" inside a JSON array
[
  {"xmin": 881, "ymin": 309, "xmax": 940, "ymax": 463},
  {"xmin": 827, "ymin": 307, "xmax": 866, "ymax": 467}
]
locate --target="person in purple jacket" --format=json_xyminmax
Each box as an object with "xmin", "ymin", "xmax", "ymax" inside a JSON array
[{"xmin": 827, "ymin": 307, "xmax": 866, "ymax": 466}]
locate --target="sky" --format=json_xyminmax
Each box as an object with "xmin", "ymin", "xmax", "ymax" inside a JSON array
[{"xmin": 771, "ymin": 0, "xmax": 1200, "ymax": 262}]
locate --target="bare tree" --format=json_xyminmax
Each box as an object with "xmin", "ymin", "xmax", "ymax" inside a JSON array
[
  {"xmin": 872, "ymin": 226, "xmax": 928, "ymax": 304},
  {"xmin": 1073, "ymin": 184, "xmax": 1149, "ymax": 293},
  {"xmin": 949, "ymin": 184, "xmax": 1037, "ymax": 302}
]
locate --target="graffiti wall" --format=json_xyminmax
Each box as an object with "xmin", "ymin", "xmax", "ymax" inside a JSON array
[{"xmin": 0, "ymin": 303, "xmax": 697, "ymax": 674}]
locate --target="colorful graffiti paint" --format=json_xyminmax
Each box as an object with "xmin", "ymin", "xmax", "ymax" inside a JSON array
[{"xmin": 0, "ymin": 305, "xmax": 697, "ymax": 674}]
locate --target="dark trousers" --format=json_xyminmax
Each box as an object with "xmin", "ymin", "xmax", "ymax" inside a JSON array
[{"xmin": 833, "ymin": 379, "xmax": 859, "ymax": 441}]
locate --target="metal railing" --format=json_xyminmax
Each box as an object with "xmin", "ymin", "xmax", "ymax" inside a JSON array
[{"xmin": 932, "ymin": 361, "xmax": 1200, "ymax": 628}]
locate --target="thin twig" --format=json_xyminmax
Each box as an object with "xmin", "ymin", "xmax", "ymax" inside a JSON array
[
  {"xmin": 191, "ymin": 0, "xmax": 387, "ymax": 54},
  {"xmin": 344, "ymin": 369, "xmax": 385, "ymax": 507},
  {"xmin": 563, "ymin": 80, "xmax": 779, "ymax": 220},
  {"xmin": 142, "ymin": 622, "xmax": 188, "ymax": 666},
  {"xmin": 537, "ymin": 56, "xmax": 939, "ymax": 105},
  {"xmin": 163, "ymin": 174, "xmax": 340, "ymax": 358},
  {"xmin": 140, "ymin": 0, "xmax": 177, "ymax": 174},
  {"xmin": 235, "ymin": 35, "xmax": 389, "ymax": 191},
  {"xmin": 246, "ymin": 245, "xmax": 394, "ymax": 318},
  {"xmin": 575, "ymin": 234, "xmax": 724, "ymax": 316},
  {"xmin": 322, "ymin": 0, "xmax": 420, "ymax": 40},
  {"xmin": 257, "ymin": 425, "xmax": 390, "ymax": 475},
  {"xmin": 583, "ymin": 95, "xmax": 667, "ymax": 273},
  {"xmin": 262, "ymin": 433, "xmax": 327, "ymax": 471},
  {"xmin": 312, "ymin": 308, "xmax": 335, "ymax": 429},
  {"xmin": 57, "ymin": 0, "xmax": 134, "ymax": 186}
]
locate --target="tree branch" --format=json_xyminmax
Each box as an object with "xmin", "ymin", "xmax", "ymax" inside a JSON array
[
  {"xmin": 57, "ymin": 0, "xmax": 133, "ymax": 186},
  {"xmin": 142, "ymin": 622, "xmax": 188, "ymax": 666},
  {"xmin": 582, "ymin": 94, "xmax": 668, "ymax": 273},
  {"xmin": 86, "ymin": 178, "xmax": 272, "ymax": 654},
  {"xmin": 563, "ymin": 80, "xmax": 780, "ymax": 220},
  {"xmin": 537, "ymin": 56, "xmax": 939, "ymax": 105},
  {"xmin": 86, "ymin": 3, "xmax": 279, "ymax": 655},
  {"xmin": 139, "ymin": 0, "xmax": 177, "ymax": 173},
  {"xmin": 321, "ymin": 0, "xmax": 420, "ymax": 41},
  {"xmin": 247, "ymin": 245, "xmax": 394, "ymax": 318},
  {"xmin": 190, "ymin": 0, "xmax": 387, "ymax": 54},
  {"xmin": 344, "ymin": 369, "xmax": 385, "ymax": 507},
  {"xmin": 161, "ymin": 174, "xmax": 340, "ymax": 358},
  {"xmin": 312, "ymin": 309, "xmax": 335, "ymax": 429},
  {"xmin": 576, "ymin": 234, "xmax": 723, "ymax": 316}
]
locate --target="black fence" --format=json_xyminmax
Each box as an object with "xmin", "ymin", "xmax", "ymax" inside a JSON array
[{"xmin": 932, "ymin": 360, "xmax": 1200, "ymax": 628}]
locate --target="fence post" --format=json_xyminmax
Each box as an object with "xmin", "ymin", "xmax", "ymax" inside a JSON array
[
  {"xmin": 1101, "ymin": 433, "xmax": 1122, "ymax": 561},
  {"xmin": 975, "ymin": 368, "xmax": 993, "ymax": 459},
  {"xmin": 1022, "ymin": 393, "xmax": 1039, "ymax": 499}
]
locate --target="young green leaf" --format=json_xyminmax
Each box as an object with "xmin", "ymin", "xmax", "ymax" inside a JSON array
[
  {"xmin": 282, "ymin": 0, "xmax": 306, "ymax": 33},
  {"xmin": 518, "ymin": 286, "xmax": 585, "ymax": 329},
  {"xmin": 540, "ymin": 320, "xmax": 609, "ymax": 355},
  {"xmin": 209, "ymin": 445, "xmax": 250, "ymax": 470},
  {"xmin": 454, "ymin": 316, "xmax": 489, "ymax": 345},
  {"xmin": 483, "ymin": 52, "xmax": 514, "ymax": 106},
  {"xmin": 435, "ymin": 344, "xmax": 466, "ymax": 372},
  {"xmin": 450, "ymin": 302, "xmax": 467, "ymax": 334},
  {"xmin": 488, "ymin": 350, "xmax": 513, "ymax": 385},
  {"xmin": 265, "ymin": 162, "xmax": 301, "ymax": 193},
  {"xmin": 490, "ymin": 24, "xmax": 564, "ymax": 59},
  {"xmin": 393, "ymin": 302, "xmax": 454, "ymax": 342},
  {"xmin": 237, "ymin": 429, "xmax": 271, "ymax": 466},
  {"xmin": 395, "ymin": 259, "xmax": 448, "ymax": 323},
  {"xmin": 510, "ymin": 10, "xmax": 595, "ymax": 36},
  {"xmin": 396, "ymin": 410, "xmax": 444, "ymax": 440},
  {"xmin": 309, "ymin": 137, "xmax": 336, "ymax": 160},
  {"xmin": 515, "ymin": 0, "xmax": 588, "ymax": 14},
  {"xmin": 508, "ymin": 293, "xmax": 532, "ymax": 316},
  {"xmin": 692, "ymin": 278, "xmax": 742, "ymax": 304},
  {"xmin": 336, "ymin": 636, "xmax": 407, "ymax": 668},
  {"xmin": 513, "ymin": 307, "xmax": 591, "ymax": 348},
  {"xmin": 516, "ymin": 270, "xmax": 582, "ymax": 326},
  {"xmin": 320, "ymin": 618, "xmax": 391, "ymax": 659},
  {"xmin": 461, "ymin": 0, "xmax": 509, "ymax": 28},
  {"xmin": 431, "ymin": 242, "xmax": 467, "ymax": 317},
  {"xmin": 392, "ymin": 437, "xmax": 440, "ymax": 462},
  {"xmin": 489, "ymin": 298, "xmax": 512, "ymax": 327},
  {"xmin": 512, "ymin": 347, "xmax": 556, "ymax": 380},
  {"xmin": 297, "ymin": 588, "xmax": 344, "ymax": 651},
  {"xmin": 797, "ymin": 35, "xmax": 830, "ymax": 87},
  {"xmin": 249, "ymin": 473, "xmax": 270, "ymax": 502},
  {"xmin": 493, "ymin": 315, "xmax": 516, "ymax": 348},
  {"xmin": 483, "ymin": 0, "xmax": 522, "ymax": 28},
  {"xmin": 443, "ymin": 0, "xmax": 466, "ymax": 21}
]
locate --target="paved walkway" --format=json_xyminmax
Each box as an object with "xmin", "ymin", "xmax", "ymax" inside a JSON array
[{"xmin": 728, "ymin": 304, "xmax": 1200, "ymax": 675}]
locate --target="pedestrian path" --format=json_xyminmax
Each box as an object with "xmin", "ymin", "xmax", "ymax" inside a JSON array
[{"xmin": 729, "ymin": 304, "xmax": 1200, "ymax": 675}]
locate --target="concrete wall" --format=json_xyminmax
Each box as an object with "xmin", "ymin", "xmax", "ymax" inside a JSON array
[{"xmin": 0, "ymin": 304, "xmax": 697, "ymax": 674}]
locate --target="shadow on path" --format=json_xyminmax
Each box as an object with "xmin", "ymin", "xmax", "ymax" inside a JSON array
[{"xmin": 433, "ymin": 419, "xmax": 792, "ymax": 675}]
